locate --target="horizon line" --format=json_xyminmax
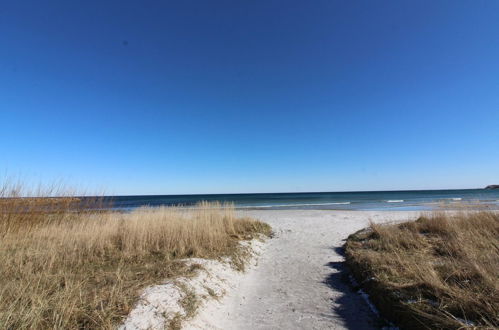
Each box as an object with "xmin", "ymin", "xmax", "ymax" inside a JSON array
[{"xmin": 101, "ymin": 186, "xmax": 488, "ymax": 198}]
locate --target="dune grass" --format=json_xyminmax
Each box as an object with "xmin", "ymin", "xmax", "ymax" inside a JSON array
[
  {"xmin": 0, "ymin": 186, "xmax": 270, "ymax": 329},
  {"xmin": 345, "ymin": 211, "xmax": 499, "ymax": 329}
]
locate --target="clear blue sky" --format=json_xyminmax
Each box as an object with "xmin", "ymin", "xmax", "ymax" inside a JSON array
[{"xmin": 1, "ymin": 1, "xmax": 498, "ymax": 195}]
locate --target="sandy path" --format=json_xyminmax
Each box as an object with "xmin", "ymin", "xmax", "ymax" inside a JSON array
[{"xmin": 188, "ymin": 210, "xmax": 420, "ymax": 330}]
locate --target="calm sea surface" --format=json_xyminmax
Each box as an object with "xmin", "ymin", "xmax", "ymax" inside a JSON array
[{"xmin": 108, "ymin": 189, "xmax": 499, "ymax": 211}]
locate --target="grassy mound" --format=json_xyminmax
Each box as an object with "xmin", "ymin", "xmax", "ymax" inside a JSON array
[
  {"xmin": 0, "ymin": 193, "xmax": 270, "ymax": 329},
  {"xmin": 345, "ymin": 211, "xmax": 498, "ymax": 329}
]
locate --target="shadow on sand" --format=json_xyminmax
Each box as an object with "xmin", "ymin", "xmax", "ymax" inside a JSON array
[{"xmin": 322, "ymin": 245, "xmax": 383, "ymax": 329}]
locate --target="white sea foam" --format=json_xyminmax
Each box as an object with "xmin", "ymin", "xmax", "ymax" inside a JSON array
[
  {"xmin": 238, "ymin": 202, "xmax": 351, "ymax": 208},
  {"xmin": 323, "ymin": 202, "xmax": 351, "ymax": 205},
  {"xmin": 450, "ymin": 197, "xmax": 462, "ymax": 201},
  {"xmin": 385, "ymin": 200, "xmax": 404, "ymax": 203}
]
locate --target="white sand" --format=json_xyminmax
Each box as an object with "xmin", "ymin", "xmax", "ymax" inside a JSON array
[
  {"xmin": 186, "ymin": 210, "xmax": 421, "ymax": 330},
  {"xmin": 122, "ymin": 210, "xmax": 421, "ymax": 330},
  {"xmin": 120, "ymin": 240, "xmax": 265, "ymax": 330}
]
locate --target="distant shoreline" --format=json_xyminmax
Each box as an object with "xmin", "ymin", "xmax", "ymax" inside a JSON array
[{"xmin": 89, "ymin": 189, "xmax": 499, "ymax": 211}]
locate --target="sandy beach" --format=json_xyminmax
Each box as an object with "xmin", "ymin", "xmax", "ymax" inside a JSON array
[{"xmin": 186, "ymin": 210, "xmax": 421, "ymax": 330}]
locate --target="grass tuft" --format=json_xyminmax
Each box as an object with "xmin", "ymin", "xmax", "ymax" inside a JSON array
[{"xmin": 345, "ymin": 211, "xmax": 499, "ymax": 329}]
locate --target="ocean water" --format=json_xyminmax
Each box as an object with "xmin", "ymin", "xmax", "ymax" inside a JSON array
[{"xmin": 108, "ymin": 189, "xmax": 499, "ymax": 211}]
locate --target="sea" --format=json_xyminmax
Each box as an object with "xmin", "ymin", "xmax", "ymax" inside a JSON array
[{"xmin": 108, "ymin": 189, "xmax": 499, "ymax": 211}]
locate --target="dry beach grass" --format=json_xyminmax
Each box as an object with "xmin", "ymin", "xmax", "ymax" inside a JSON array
[
  {"xmin": 0, "ymin": 185, "xmax": 270, "ymax": 329},
  {"xmin": 345, "ymin": 211, "xmax": 499, "ymax": 329}
]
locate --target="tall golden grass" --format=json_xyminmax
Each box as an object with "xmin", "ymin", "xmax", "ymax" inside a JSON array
[
  {"xmin": 345, "ymin": 211, "xmax": 499, "ymax": 329},
  {"xmin": 0, "ymin": 184, "xmax": 270, "ymax": 329}
]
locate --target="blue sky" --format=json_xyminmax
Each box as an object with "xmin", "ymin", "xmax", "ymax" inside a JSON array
[{"xmin": 1, "ymin": 1, "xmax": 498, "ymax": 195}]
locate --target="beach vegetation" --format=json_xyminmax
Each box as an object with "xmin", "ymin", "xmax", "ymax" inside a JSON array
[
  {"xmin": 0, "ymin": 183, "xmax": 270, "ymax": 329},
  {"xmin": 345, "ymin": 211, "xmax": 499, "ymax": 329}
]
